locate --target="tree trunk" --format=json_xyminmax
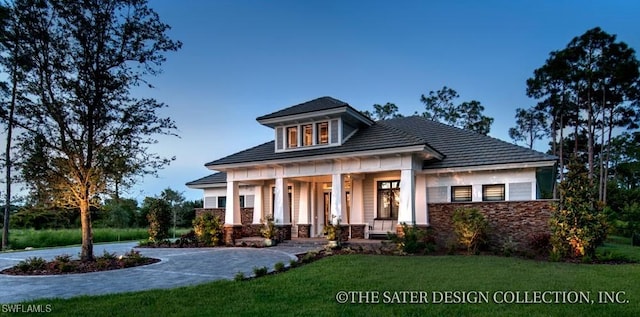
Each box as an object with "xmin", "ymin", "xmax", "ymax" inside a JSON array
[
  {"xmin": 80, "ymin": 198, "xmax": 94, "ymax": 261},
  {"xmin": 2, "ymin": 61, "xmax": 19, "ymax": 250}
]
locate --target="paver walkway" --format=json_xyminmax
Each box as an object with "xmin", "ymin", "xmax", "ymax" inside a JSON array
[{"xmin": 0, "ymin": 242, "xmax": 320, "ymax": 304}]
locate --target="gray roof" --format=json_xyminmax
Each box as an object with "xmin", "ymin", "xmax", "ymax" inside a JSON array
[
  {"xmin": 186, "ymin": 172, "xmax": 227, "ymax": 186},
  {"xmin": 256, "ymin": 96, "xmax": 351, "ymax": 121},
  {"xmin": 200, "ymin": 116, "xmax": 555, "ymax": 171},
  {"xmin": 382, "ymin": 116, "xmax": 557, "ymax": 169}
]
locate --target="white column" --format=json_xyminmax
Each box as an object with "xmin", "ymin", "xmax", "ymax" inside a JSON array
[
  {"xmin": 225, "ymin": 180, "xmax": 241, "ymax": 225},
  {"xmin": 414, "ymin": 174, "xmax": 428, "ymax": 225},
  {"xmin": 298, "ymin": 182, "xmax": 310, "ymax": 224},
  {"xmin": 273, "ymin": 177, "xmax": 290, "ymax": 224},
  {"xmin": 330, "ymin": 173, "xmax": 345, "ymax": 224},
  {"xmin": 398, "ymin": 169, "xmax": 415, "ymax": 225},
  {"xmin": 350, "ymin": 177, "xmax": 364, "ymax": 224},
  {"xmin": 252, "ymin": 185, "xmax": 263, "ymax": 224}
]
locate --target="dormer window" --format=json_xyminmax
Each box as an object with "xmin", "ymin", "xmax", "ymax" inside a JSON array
[
  {"xmin": 287, "ymin": 126, "xmax": 298, "ymax": 148},
  {"xmin": 302, "ymin": 124, "xmax": 313, "ymax": 146},
  {"xmin": 317, "ymin": 122, "xmax": 329, "ymax": 145}
]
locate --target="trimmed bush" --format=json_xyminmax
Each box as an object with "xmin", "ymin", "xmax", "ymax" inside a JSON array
[
  {"xmin": 234, "ymin": 272, "xmax": 245, "ymax": 281},
  {"xmin": 145, "ymin": 198, "xmax": 172, "ymax": 243},
  {"xmin": 253, "ymin": 266, "xmax": 268, "ymax": 277},
  {"xmin": 452, "ymin": 208, "xmax": 489, "ymax": 254},
  {"xmin": 274, "ymin": 262, "xmax": 285, "ymax": 272},
  {"xmin": 192, "ymin": 213, "xmax": 223, "ymax": 246},
  {"xmin": 632, "ymin": 232, "xmax": 640, "ymax": 247},
  {"xmin": 389, "ymin": 223, "xmax": 435, "ymax": 254}
]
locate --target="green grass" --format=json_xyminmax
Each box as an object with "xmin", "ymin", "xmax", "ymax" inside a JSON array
[
  {"xmin": 27, "ymin": 253, "xmax": 640, "ymax": 316},
  {"xmin": 7, "ymin": 228, "xmax": 190, "ymax": 249},
  {"xmin": 598, "ymin": 236, "xmax": 640, "ymax": 262}
]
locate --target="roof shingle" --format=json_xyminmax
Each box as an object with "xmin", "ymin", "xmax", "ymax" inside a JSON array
[
  {"xmin": 256, "ymin": 96, "xmax": 349, "ymax": 121},
  {"xmin": 204, "ymin": 116, "xmax": 555, "ymax": 169}
]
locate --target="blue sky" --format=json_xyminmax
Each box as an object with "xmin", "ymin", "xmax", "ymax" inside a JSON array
[{"xmin": 128, "ymin": 0, "xmax": 640, "ymax": 201}]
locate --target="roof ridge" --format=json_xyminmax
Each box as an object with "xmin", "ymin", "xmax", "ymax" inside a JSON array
[{"xmin": 205, "ymin": 140, "xmax": 274, "ymax": 166}]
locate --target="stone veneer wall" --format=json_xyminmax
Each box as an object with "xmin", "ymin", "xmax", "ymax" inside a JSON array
[{"xmin": 427, "ymin": 200, "xmax": 554, "ymax": 251}]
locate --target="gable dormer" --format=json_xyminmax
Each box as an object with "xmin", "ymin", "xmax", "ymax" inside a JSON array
[{"xmin": 256, "ymin": 97, "xmax": 374, "ymax": 153}]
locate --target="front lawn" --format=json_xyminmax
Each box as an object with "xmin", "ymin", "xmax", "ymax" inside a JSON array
[
  {"xmin": 29, "ymin": 254, "xmax": 639, "ymax": 316},
  {"xmin": 7, "ymin": 228, "xmax": 190, "ymax": 250}
]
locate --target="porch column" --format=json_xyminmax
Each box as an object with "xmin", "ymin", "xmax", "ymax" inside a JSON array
[
  {"xmin": 350, "ymin": 177, "xmax": 364, "ymax": 224},
  {"xmin": 398, "ymin": 169, "xmax": 416, "ymax": 226},
  {"xmin": 225, "ymin": 180, "xmax": 241, "ymax": 225},
  {"xmin": 273, "ymin": 177, "xmax": 291, "ymax": 225},
  {"xmin": 223, "ymin": 180, "xmax": 242, "ymax": 245},
  {"xmin": 330, "ymin": 173, "xmax": 346, "ymax": 224},
  {"xmin": 252, "ymin": 185, "xmax": 263, "ymax": 224},
  {"xmin": 414, "ymin": 174, "xmax": 428, "ymax": 225},
  {"xmin": 349, "ymin": 175, "xmax": 366, "ymax": 239},
  {"xmin": 273, "ymin": 177, "xmax": 292, "ymax": 240},
  {"xmin": 297, "ymin": 182, "xmax": 311, "ymax": 238}
]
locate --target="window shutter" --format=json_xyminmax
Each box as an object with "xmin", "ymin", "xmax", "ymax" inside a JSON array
[
  {"xmin": 245, "ymin": 195, "xmax": 255, "ymax": 208},
  {"xmin": 204, "ymin": 196, "xmax": 216, "ymax": 208},
  {"xmin": 276, "ymin": 127, "xmax": 283, "ymax": 150},
  {"xmin": 509, "ymin": 182, "xmax": 532, "ymax": 201},
  {"xmin": 427, "ymin": 186, "xmax": 447, "ymax": 203},
  {"xmin": 330, "ymin": 119, "xmax": 339, "ymax": 144}
]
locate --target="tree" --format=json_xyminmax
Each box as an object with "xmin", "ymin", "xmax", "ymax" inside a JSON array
[
  {"xmin": 362, "ymin": 102, "xmax": 402, "ymax": 120},
  {"xmin": 0, "ymin": 0, "xmax": 33, "ymax": 250},
  {"xmin": 160, "ymin": 187, "xmax": 185, "ymax": 238},
  {"xmin": 509, "ymin": 107, "xmax": 549, "ymax": 149},
  {"xmin": 549, "ymin": 160, "xmax": 607, "ymax": 259},
  {"xmin": 143, "ymin": 197, "xmax": 171, "ymax": 243},
  {"xmin": 13, "ymin": 0, "xmax": 181, "ymax": 261},
  {"xmin": 527, "ymin": 27, "xmax": 640, "ymax": 203},
  {"xmin": 421, "ymin": 86, "xmax": 459, "ymax": 124},
  {"xmin": 421, "ymin": 86, "xmax": 494, "ymax": 135}
]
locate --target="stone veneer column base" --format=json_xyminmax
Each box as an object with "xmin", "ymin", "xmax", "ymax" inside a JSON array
[
  {"xmin": 297, "ymin": 224, "xmax": 311, "ymax": 238},
  {"xmin": 276, "ymin": 225, "xmax": 292, "ymax": 241},
  {"xmin": 223, "ymin": 224, "xmax": 243, "ymax": 246},
  {"xmin": 350, "ymin": 225, "xmax": 366, "ymax": 239}
]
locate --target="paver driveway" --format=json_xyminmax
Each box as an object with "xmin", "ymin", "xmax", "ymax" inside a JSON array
[{"xmin": 0, "ymin": 242, "xmax": 314, "ymax": 304}]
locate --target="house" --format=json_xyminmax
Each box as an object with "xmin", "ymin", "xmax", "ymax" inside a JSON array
[{"xmin": 186, "ymin": 96, "xmax": 557, "ymax": 248}]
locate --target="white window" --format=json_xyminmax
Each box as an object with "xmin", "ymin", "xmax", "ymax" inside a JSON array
[
  {"xmin": 451, "ymin": 186, "xmax": 472, "ymax": 202},
  {"xmin": 316, "ymin": 122, "xmax": 328, "ymax": 144},
  {"xmin": 287, "ymin": 126, "xmax": 298, "ymax": 148},
  {"xmin": 482, "ymin": 184, "xmax": 505, "ymax": 201}
]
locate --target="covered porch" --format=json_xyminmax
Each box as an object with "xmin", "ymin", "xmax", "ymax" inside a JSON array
[{"xmin": 216, "ymin": 154, "xmax": 429, "ymax": 245}]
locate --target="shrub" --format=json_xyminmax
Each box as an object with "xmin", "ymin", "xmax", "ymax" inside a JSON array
[
  {"xmin": 301, "ymin": 252, "xmax": 317, "ymax": 263},
  {"xmin": 289, "ymin": 259, "xmax": 298, "ymax": 268},
  {"xmin": 274, "ymin": 262, "xmax": 285, "ymax": 272},
  {"xmin": 529, "ymin": 232, "xmax": 551, "ymax": 255},
  {"xmin": 193, "ymin": 213, "xmax": 223, "ymax": 246},
  {"xmin": 51, "ymin": 254, "xmax": 76, "ymax": 273},
  {"xmin": 121, "ymin": 250, "xmax": 146, "ymax": 267},
  {"xmin": 253, "ymin": 266, "xmax": 268, "ymax": 277},
  {"xmin": 16, "ymin": 257, "xmax": 47, "ymax": 272},
  {"xmin": 452, "ymin": 208, "xmax": 489, "ymax": 254},
  {"xmin": 500, "ymin": 237, "xmax": 517, "ymax": 257},
  {"xmin": 260, "ymin": 215, "xmax": 278, "ymax": 240},
  {"xmin": 178, "ymin": 230, "xmax": 199, "ymax": 247},
  {"xmin": 389, "ymin": 223, "xmax": 435, "ymax": 254},
  {"xmin": 145, "ymin": 198, "xmax": 172, "ymax": 243},
  {"xmin": 234, "ymin": 272, "xmax": 245, "ymax": 281},
  {"xmin": 632, "ymin": 232, "xmax": 640, "ymax": 247}
]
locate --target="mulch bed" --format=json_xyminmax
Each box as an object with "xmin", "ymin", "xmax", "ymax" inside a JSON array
[{"xmin": 1, "ymin": 256, "xmax": 160, "ymax": 276}]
